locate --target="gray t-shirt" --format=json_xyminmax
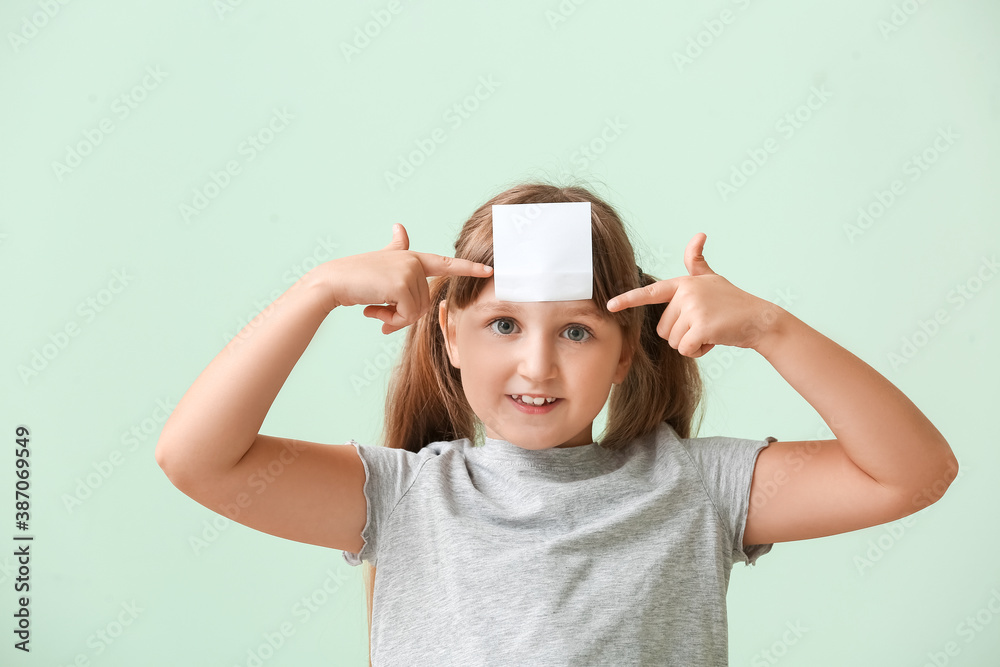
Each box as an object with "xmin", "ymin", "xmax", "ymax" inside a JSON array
[{"xmin": 342, "ymin": 421, "xmax": 776, "ymax": 666}]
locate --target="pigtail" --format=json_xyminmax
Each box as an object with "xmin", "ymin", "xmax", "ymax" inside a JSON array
[{"xmin": 379, "ymin": 275, "xmax": 477, "ymax": 454}]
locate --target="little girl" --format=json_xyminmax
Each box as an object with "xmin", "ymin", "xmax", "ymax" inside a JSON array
[{"xmin": 155, "ymin": 182, "xmax": 958, "ymax": 666}]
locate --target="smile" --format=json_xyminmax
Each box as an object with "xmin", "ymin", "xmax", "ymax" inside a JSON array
[
  {"xmin": 510, "ymin": 394, "xmax": 558, "ymax": 405},
  {"xmin": 507, "ymin": 395, "xmax": 561, "ymax": 413}
]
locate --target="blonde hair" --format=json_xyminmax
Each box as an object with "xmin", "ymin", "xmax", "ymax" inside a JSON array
[{"xmin": 359, "ymin": 179, "xmax": 705, "ymax": 663}]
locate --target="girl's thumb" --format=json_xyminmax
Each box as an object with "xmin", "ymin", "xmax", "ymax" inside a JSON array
[{"xmin": 384, "ymin": 223, "xmax": 409, "ymax": 250}]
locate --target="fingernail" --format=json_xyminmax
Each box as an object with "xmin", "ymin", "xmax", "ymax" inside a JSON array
[
  {"xmin": 607, "ymin": 298, "xmax": 618, "ymax": 309},
  {"xmin": 483, "ymin": 265, "xmax": 493, "ymax": 273}
]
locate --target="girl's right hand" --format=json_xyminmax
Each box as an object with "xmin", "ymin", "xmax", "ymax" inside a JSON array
[{"xmin": 324, "ymin": 223, "xmax": 494, "ymax": 334}]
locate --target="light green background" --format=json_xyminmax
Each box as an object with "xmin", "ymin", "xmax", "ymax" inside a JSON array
[{"xmin": 2, "ymin": 1, "xmax": 998, "ymax": 665}]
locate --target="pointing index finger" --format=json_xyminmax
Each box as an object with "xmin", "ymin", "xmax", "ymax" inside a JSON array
[
  {"xmin": 416, "ymin": 252, "xmax": 494, "ymax": 278},
  {"xmin": 607, "ymin": 277, "xmax": 678, "ymax": 311}
]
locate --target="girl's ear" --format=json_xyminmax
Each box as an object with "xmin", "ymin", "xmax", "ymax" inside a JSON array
[
  {"xmin": 612, "ymin": 341, "xmax": 634, "ymax": 385},
  {"xmin": 438, "ymin": 301, "xmax": 461, "ymax": 369}
]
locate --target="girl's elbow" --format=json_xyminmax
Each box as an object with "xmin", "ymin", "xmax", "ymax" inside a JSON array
[
  {"xmin": 936, "ymin": 435, "xmax": 959, "ymax": 479},
  {"xmin": 898, "ymin": 451, "xmax": 959, "ymax": 515},
  {"xmin": 940, "ymin": 452, "xmax": 960, "ymax": 488},
  {"xmin": 922, "ymin": 452, "xmax": 960, "ymax": 506}
]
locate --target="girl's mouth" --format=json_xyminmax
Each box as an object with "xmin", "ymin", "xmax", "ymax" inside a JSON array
[{"xmin": 507, "ymin": 395, "xmax": 561, "ymax": 414}]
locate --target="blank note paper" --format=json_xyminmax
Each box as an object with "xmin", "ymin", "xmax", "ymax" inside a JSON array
[{"xmin": 491, "ymin": 202, "xmax": 593, "ymax": 302}]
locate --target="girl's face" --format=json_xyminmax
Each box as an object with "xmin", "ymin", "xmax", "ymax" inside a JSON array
[{"xmin": 439, "ymin": 278, "xmax": 632, "ymax": 450}]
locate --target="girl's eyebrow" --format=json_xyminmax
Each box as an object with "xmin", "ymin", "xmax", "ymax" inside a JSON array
[{"xmin": 473, "ymin": 301, "xmax": 603, "ymax": 319}]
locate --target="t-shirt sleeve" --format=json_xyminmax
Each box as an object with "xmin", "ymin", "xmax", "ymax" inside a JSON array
[
  {"xmin": 681, "ymin": 433, "xmax": 778, "ymax": 567},
  {"xmin": 341, "ymin": 439, "xmax": 432, "ymax": 568}
]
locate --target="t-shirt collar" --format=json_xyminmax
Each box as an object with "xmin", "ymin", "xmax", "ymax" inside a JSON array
[{"xmin": 477, "ymin": 435, "xmax": 613, "ymax": 469}]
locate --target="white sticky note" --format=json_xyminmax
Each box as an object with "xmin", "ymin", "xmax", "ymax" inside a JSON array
[{"xmin": 491, "ymin": 202, "xmax": 593, "ymax": 302}]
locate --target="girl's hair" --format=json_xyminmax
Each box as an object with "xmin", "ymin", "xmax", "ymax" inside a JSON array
[{"xmin": 357, "ymin": 180, "xmax": 705, "ymax": 659}]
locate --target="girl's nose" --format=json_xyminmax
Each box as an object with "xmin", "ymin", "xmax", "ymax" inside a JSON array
[{"xmin": 516, "ymin": 335, "xmax": 559, "ymax": 382}]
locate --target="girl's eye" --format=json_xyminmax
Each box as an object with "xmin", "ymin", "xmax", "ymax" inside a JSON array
[
  {"xmin": 485, "ymin": 318, "xmax": 594, "ymax": 343},
  {"xmin": 488, "ymin": 318, "xmax": 517, "ymax": 337}
]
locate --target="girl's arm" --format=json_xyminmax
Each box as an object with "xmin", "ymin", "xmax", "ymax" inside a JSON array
[
  {"xmin": 604, "ymin": 232, "xmax": 957, "ymax": 546},
  {"xmin": 154, "ymin": 269, "xmax": 338, "ymax": 481},
  {"xmin": 154, "ymin": 266, "xmax": 374, "ymax": 552},
  {"xmin": 743, "ymin": 306, "xmax": 959, "ymax": 546},
  {"xmin": 153, "ymin": 225, "xmax": 491, "ymax": 550},
  {"xmin": 755, "ymin": 307, "xmax": 957, "ymax": 493}
]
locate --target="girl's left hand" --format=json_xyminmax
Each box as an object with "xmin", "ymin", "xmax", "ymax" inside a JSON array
[{"xmin": 606, "ymin": 233, "xmax": 782, "ymax": 358}]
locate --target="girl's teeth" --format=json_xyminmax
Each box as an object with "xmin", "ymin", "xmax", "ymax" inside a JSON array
[{"xmin": 511, "ymin": 395, "xmax": 557, "ymax": 406}]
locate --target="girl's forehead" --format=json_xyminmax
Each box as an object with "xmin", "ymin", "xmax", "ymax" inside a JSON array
[{"xmin": 467, "ymin": 280, "xmax": 605, "ymax": 320}]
